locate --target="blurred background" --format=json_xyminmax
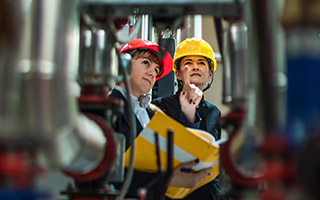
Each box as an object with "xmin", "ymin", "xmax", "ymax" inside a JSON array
[{"xmin": 1, "ymin": 0, "xmax": 320, "ymax": 200}]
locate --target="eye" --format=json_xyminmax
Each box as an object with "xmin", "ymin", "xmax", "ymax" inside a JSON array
[
  {"xmin": 198, "ymin": 61, "xmax": 207, "ymax": 66},
  {"xmin": 142, "ymin": 60, "xmax": 150, "ymax": 66},
  {"xmin": 155, "ymin": 66, "xmax": 161, "ymax": 76},
  {"xmin": 184, "ymin": 61, "xmax": 192, "ymax": 65}
]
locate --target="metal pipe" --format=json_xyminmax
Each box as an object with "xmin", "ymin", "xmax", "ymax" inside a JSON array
[
  {"xmin": 0, "ymin": 0, "xmax": 22, "ymax": 142},
  {"xmin": 222, "ymin": 20, "xmax": 248, "ymax": 110},
  {"xmin": 0, "ymin": 0, "xmax": 108, "ymax": 174},
  {"xmin": 245, "ymin": 0, "xmax": 286, "ymax": 132},
  {"xmin": 220, "ymin": 0, "xmax": 287, "ymax": 187},
  {"xmin": 78, "ymin": 25, "xmax": 119, "ymax": 90}
]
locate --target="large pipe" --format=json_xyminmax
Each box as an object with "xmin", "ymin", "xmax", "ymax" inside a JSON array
[
  {"xmin": 78, "ymin": 19, "xmax": 119, "ymax": 89},
  {"xmin": 0, "ymin": 0, "xmax": 110, "ymax": 176},
  {"xmin": 220, "ymin": 0, "xmax": 287, "ymax": 187},
  {"xmin": 222, "ymin": 20, "xmax": 248, "ymax": 110},
  {"xmin": 0, "ymin": 1, "xmax": 22, "ymax": 143}
]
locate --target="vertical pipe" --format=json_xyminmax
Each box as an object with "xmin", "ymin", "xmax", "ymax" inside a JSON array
[
  {"xmin": 141, "ymin": 15, "xmax": 150, "ymax": 40},
  {"xmin": 222, "ymin": 20, "xmax": 248, "ymax": 110},
  {"xmin": 245, "ymin": 0, "xmax": 286, "ymax": 132},
  {"xmin": 0, "ymin": 0, "xmax": 21, "ymax": 141},
  {"xmin": 0, "ymin": 0, "xmax": 108, "ymax": 173},
  {"xmin": 194, "ymin": 15, "xmax": 202, "ymax": 39}
]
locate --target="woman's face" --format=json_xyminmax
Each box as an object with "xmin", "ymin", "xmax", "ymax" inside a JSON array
[
  {"xmin": 176, "ymin": 55, "xmax": 213, "ymax": 90},
  {"xmin": 130, "ymin": 54, "xmax": 161, "ymax": 97}
]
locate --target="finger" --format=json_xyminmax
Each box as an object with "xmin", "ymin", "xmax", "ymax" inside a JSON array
[
  {"xmin": 186, "ymin": 84, "xmax": 200, "ymax": 104},
  {"xmin": 185, "ymin": 83, "xmax": 195, "ymax": 102},
  {"xmin": 192, "ymin": 95, "xmax": 201, "ymax": 105},
  {"xmin": 178, "ymin": 159, "xmax": 199, "ymax": 169},
  {"xmin": 180, "ymin": 89, "xmax": 187, "ymax": 97},
  {"xmin": 197, "ymin": 167, "xmax": 213, "ymax": 177},
  {"xmin": 192, "ymin": 88, "xmax": 203, "ymax": 104},
  {"xmin": 182, "ymin": 65, "xmax": 191, "ymax": 91}
]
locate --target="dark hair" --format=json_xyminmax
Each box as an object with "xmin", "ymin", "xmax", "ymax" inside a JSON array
[
  {"xmin": 129, "ymin": 49, "xmax": 163, "ymax": 77},
  {"xmin": 175, "ymin": 56, "xmax": 213, "ymax": 71}
]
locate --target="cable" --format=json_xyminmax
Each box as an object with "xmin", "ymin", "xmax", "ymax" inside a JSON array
[
  {"xmin": 202, "ymin": 72, "xmax": 214, "ymax": 92},
  {"xmin": 115, "ymin": 52, "xmax": 136, "ymax": 200}
]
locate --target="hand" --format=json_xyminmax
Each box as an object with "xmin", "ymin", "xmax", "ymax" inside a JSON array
[
  {"xmin": 169, "ymin": 159, "xmax": 212, "ymax": 189},
  {"xmin": 179, "ymin": 66, "xmax": 203, "ymax": 123}
]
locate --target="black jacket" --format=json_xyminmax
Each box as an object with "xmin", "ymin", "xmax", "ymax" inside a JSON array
[
  {"xmin": 152, "ymin": 91, "xmax": 221, "ymax": 140},
  {"xmin": 110, "ymin": 89, "xmax": 159, "ymax": 198},
  {"xmin": 152, "ymin": 91, "xmax": 223, "ymax": 200},
  {"xmin": 110, "ymin": 89, "xmax": 154, "ymax": 149}
]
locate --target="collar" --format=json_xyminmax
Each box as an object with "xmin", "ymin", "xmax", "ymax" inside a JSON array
[{"xmin": 114, "ymin": 85, "xmax": 150, "ymax": 109}]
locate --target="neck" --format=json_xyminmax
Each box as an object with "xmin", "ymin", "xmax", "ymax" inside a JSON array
[
  {"xmin": 197, "ymin": 83, "xmax": 206, "ymax": 91},
  {"xmin": 131, "ymin": 90, "xmax": 141, "ymax": 98},
  {"xmin": 117, "ymin": 83, "xmax": 143, "ymax": 98}
]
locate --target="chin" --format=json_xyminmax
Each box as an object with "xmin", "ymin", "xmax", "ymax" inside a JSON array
[
  {"xmin": 141, "ymin": 87, "xmax": 152, "ymax": 94},
  {"xmin": 190, "ymin": 78, "xmax": 204, "ymax": 84}
]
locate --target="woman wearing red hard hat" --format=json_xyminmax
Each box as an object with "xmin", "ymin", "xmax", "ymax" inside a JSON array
[
  {"xmin": 110, "ymin": 39, "xmax": 212, "ymax": 199},
  {"xmin": 110, "ymin": 38, "xmax": 173, "ymax": 198}
]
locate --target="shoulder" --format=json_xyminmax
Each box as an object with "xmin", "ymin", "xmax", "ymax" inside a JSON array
[
  {"xmin": 110, "ymin": 89, "xmax": 125, "ymax": 99},
  {"xmin": 152, "ymin": 94, "xmax": 181, "ymax": 116},
  {"xmin": 148, "ymin": 103, "xmax": 164, "ymax": 114},
  {"xmin": 203, "ymin": 100, "xmax": 221, "ymax": 116},
  {"xmin": 152, "ymin": 94, "xmax": 179, "ymax": 107}
]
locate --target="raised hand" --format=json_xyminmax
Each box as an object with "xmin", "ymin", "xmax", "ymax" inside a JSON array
[
  {"xmin": 179, "ymin": 65, "xmax": 203, "ymax": 123},
  {"xmin": 169, "ymin": 159, "xmax": 212, "ymax": 189}
]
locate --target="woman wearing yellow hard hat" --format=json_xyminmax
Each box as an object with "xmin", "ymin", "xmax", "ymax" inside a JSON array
[{"xmin": 153, "ymin": 37, "xmax": 223, "ymax": 200}]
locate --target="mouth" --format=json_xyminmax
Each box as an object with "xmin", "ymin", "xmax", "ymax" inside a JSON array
[
  {"xmin": 190, "ymin": 73, "xmax": 201, "ymax": 77},
  {"xmin": 142, "ymin": 78, "xmax": 151, "ymax": 85}
]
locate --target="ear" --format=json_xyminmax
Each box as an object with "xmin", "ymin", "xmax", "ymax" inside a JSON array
[
  {"xmin": 208, "ymin": 69, "xmax": 213, "ymax": 79},
  {"xmin": 175, "ymin": 70, "xmax": 183, "ymax": 80}
]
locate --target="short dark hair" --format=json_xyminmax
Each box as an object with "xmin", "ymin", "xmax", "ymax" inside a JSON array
[
  {"xmin": 129, "ymin": 49, "xmax": 163, "ymax": 77},
  {"xmin": 174, "ymin": 56, "xmax": 213, "ymax": 71}
]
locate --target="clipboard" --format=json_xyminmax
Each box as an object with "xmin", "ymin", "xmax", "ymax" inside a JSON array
[{"xmin": 124, "ymin": 112, "xmax": 220, "ymax": 199}]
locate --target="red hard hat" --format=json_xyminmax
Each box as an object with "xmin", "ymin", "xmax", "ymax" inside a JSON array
[{"xmin": 120, "ymin": 39, "xmax": 173, "ymax": 81}]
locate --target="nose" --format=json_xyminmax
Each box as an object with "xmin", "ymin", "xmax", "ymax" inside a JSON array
[
  {"xmin": 191, "ymin": 63, "xmax": 200, "ymax": 71},
  {"xmin": 147, "ymin": 63, "xmax": 158, "ymax": 77}
]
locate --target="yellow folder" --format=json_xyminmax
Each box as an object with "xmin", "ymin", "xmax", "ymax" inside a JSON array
[{"xmin": 124, "ymin": 112, "xmax": 220, "ymax": 199}]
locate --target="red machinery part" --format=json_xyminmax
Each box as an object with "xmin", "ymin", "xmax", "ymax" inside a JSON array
[
  {"xmin": 220, "ymin": 127, "xmax": 266, "ymax": 186},
  {"xmin": 63, "ymin": 113, "xmax": 117, "ymax": 182},
  {"xmin": 220, "ymin": 110, "xmax": 266, "ymax": 186},
  {"xmin": 113, "ymin": 18, "xmax": 129, "ymax": 30},
  {"xmin": 220, "ymin": 110, "xmax": 291, "ymax": 187},
  {"xmin": 78, "ymin": 85, "xmax": 123, "ymax": 106},
  {"xmin": 0, "ymin": 150, "xmax": 36, "ymax": 187}
]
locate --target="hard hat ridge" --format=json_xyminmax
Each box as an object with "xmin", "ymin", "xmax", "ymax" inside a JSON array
[{"xmin": 173, "ymin": 37, "xmax": 217, "ymax": 72}]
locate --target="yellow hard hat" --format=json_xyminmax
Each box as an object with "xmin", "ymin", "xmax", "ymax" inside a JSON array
[{"xmin": 173, "ymin": 37, "xmax": 217, "ymax": 72}]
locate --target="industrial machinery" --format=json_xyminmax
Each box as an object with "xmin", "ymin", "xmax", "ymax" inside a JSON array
[{"xmin": 1, "ymin": 0, "xmax": 320, "ymax": 200}]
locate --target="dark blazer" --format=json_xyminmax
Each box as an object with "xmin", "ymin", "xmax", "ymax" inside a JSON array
[
  {"xmin": 110, "ymin": 89, "xmax": 154, "ymax": 149},
  {"xmin": 152, "ymin": 91, "xmax": 223, "ymax": 200},
  {"xmin": 152, "ymin": 91, "xmax": 221, "ymax": 140},
  {"xmin": 110, "ymin": 89, "xmax": 159, "ymax": 198}
]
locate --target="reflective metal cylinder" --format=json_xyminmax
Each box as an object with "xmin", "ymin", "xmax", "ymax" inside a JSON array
[
  {"xmin": 222, "ymin": 20, "xmax": 248, "ymax": 109},
  {"xmin": 78, "ymin": 26, "xmax": 119, "ymax": 89},
  {"xmin": 1, "ymin": 0, "xmax": 107, "ymax": 171}
]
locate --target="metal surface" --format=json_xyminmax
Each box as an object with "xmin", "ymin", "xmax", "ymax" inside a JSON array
[
  {"xmin": 0, "ymin": 1, "xmax": 21, "ymax": 141},
  {"xmin": 59, "ymin": 115, "xmax": 107, "ymax": 174},
  {"xmin": 79, "ymin": 0, "xmax": 244, "ymax": 18},
  {"xmin": 245, "ymin": 0, "xmax": 286, "ymax": 132},
  {"xmin": 220, "ymin": 0, "xmax": 288, "ymax": 189},
  {"xmin": 0, "ymin": 0, "xmax": 108, "ymax": 172},
  {"xmin": 17, "ymin": 0, "xmax": 83, "ymax": 168},
  {"xmin": 78, "ymin": 27, "xmax": 119, "ymax": 88},
  {"xmin": 222, "ymin": 20, "xmax": 248, "ymax": 109}
]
